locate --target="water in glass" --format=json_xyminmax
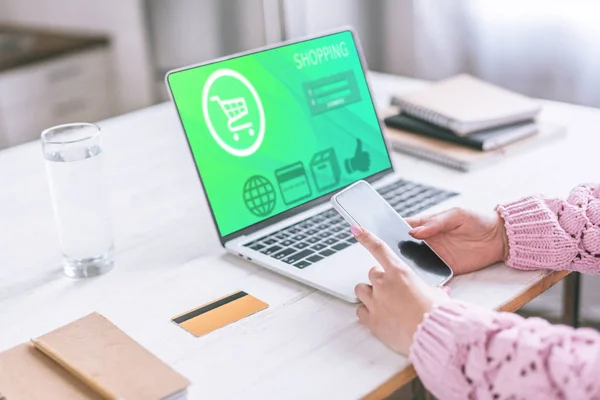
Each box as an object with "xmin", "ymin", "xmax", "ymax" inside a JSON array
[{"xmin": 42, "ymin": 123, "xmax": 114, "ymax": 278}]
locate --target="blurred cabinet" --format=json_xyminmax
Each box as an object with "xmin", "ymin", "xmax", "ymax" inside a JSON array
[
  {"xmin": 1, "ymin": 0, "xmax": 153, "ymax": 118},
  {"xmin": 0, "ymin": 26, "xmax": 113, "ymax": 149}
]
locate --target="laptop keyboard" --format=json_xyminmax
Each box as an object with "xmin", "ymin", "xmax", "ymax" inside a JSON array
[{"xmin": 243, "ymin": 179, "xmax": 457, "ymax": 270}]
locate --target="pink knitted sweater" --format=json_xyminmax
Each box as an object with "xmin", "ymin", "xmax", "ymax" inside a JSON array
[{"xmin": 410, "ymin": 184, "xmax": 600, "ymax": 400}]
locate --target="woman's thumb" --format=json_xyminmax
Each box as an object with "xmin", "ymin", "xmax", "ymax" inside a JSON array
[{"xmin": 409, "ymin": 224, "xmax": 436, "ymax": 239}]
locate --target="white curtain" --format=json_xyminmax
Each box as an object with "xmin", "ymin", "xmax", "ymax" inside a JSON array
[
  {"xmin": 463, "ymin": 0, "xmax": 600, "ymax": 106},
  {"xmin": 284, "ymin": 0, "xmax": 600, "ymax": 107},
  {"xmin": 147, "ymin": 0, "xmax": 269, "ymax": 100}
]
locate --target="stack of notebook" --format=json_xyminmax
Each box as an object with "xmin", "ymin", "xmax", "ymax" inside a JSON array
[
  {"xmin": 0, "ymin": 313, "xmax": 190, "ymax": 400},
  {"xmin": 384, "ymin": 74, "xmax": 566, "ymax": 171}
]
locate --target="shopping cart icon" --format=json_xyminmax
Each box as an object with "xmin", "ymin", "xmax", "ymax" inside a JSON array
[
  {"xmin": 210, "ymin": 95, "xmax": 255, "ymax": 141},
  {"xmin": 202, "ymin": 68, "xmax": 265, "ymax": 157}
]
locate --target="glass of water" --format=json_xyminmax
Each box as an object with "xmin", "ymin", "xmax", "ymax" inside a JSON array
[{"xmin": 41, "ymin": 123, "xmax": 114, "ymax": 278}]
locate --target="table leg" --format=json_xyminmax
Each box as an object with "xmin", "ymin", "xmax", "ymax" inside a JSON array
[
  {"xmin": 411, "ymin": 378, "xmax": 423, "ymax": 400},
  {"xmin": 410, "ymin": 378, "xmax": 435, "ymax": 400},
  {"xmin": 562, "ymin": 272, "xmax": 581, "ymax": 327}
]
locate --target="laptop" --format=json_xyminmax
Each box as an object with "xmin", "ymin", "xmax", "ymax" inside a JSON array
[{"xmin": 166, "ymin": 28, "xmax": 458, "ymax": 302}]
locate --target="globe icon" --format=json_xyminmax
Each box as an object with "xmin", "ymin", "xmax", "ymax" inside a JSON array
[{"xmin": 243, "ymin": 175, "xmax": 276, "ymax": 217}]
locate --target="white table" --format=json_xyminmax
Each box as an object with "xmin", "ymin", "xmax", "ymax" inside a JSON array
[{"xmin": 1, "ymin": 72, "xmax": 597, "ymax": 399}]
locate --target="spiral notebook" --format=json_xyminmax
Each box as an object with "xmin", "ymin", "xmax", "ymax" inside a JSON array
[
  {"xmin": 384, "ymin": 112, "xmax": 538, "ymax": 151},
  {"xmin": 385, "ymin": 123, "xmax": 566, "ymax": 172},
  {"xmin": 391, "ymin": 74, "xmax": 542, "ymax": 135}
]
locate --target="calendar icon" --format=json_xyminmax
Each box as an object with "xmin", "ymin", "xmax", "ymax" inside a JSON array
[{"xmin": 275, "ymin": 162, "xmax": 312, "ymax": 205}]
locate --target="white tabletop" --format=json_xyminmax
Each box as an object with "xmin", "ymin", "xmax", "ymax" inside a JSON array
[{"xmin": 1, "ymin": 72, "xmax": 598, "ymax": 399}]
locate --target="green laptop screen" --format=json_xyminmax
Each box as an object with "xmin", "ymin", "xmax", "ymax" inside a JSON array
[{"xmin": 168, "ymin": 30, "xmax": 392, "ymax": 237}]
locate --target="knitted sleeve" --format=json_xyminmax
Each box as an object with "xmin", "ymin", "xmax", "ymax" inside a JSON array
[
  {"xmin": 410, "ymin": 301, "xmax": 600, "ymax": 400},
  {"xmin": 496, "ymin": 184, "xmax": 600, "ymax": 273}
]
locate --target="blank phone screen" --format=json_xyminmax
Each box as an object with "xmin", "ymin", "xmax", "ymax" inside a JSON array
[{"xmin": 335, "ymin": 181, "xmax": 452, "ymax": 286}]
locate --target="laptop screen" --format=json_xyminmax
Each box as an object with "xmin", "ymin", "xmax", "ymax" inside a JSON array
[{"xmin": 168, "ymin": 30, "xmax": 392, "ymax": 237}]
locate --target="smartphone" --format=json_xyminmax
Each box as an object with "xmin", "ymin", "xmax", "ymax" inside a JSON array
[{"xmin": 331, "ymin": 180, "xmax": 453, "ymax": 286}]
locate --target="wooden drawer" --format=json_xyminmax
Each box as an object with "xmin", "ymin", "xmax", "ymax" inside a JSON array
[
  {"xmin": 0, "ymin": 48, "xmax": 110, "ymax": 109},
  {"xmin": 1, "ymin": 84, "xmax": 113, "ymax": 147},
  {"xmin": 0, "ymin": 47, "xmax": 113, "ymax": 148}
]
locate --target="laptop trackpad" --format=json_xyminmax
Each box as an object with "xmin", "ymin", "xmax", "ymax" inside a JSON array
[{"xmin": 301, "ymin": 244, "xmax": 374, "ymax": 302}]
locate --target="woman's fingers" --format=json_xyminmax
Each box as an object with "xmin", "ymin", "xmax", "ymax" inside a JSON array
[
  {"xmin": 404, "ymin": 216, "xmax": 425, "ymax": 228},
  {"xmin": 355, "ymin": 283, "xmax": 373, "ymax": 306},
  {"xmin": 368, "ymin": 266, "xmax": 385, "ymax": 284},
  {"xmin": 351, "ymin": 227, "xmax": 401, "ymax": 271},
  {"xmin": 404, "ymin": 211, "xmax": 442, "ymax": 229},
  {"xmin": 410, "ymin": 208, "xmax": 466, "ymax": 239},
  {"xmin": 356, "ymin": 304, "xmax": 370, "ymax": 325}
]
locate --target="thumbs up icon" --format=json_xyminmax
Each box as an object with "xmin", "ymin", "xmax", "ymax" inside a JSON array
[{"xmin": 345, "ymin": 139, "xmax": 370, "ymax": 173}]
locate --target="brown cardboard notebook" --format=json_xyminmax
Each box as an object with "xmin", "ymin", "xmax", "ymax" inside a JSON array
[
  {"xmin": 0, "ymin": 313, "xmax": 190, "ymax": 400},
  {"xmin": 0, "ymin": 343, "xmax": 102, "ymax": 400},
  {"xmin": 35, "ymin": 313, "xmax": 190, "ymax": 400}
]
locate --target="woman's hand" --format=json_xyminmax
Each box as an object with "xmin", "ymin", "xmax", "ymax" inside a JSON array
[
  {"xmin": 405, "ymin": 208, "xmax": 509, "ymax": 275},
  {"xmin": 352, "ymin": 226, "xmax": 448, "ymax": 355}
]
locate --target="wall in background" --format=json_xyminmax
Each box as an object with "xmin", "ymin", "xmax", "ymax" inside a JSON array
[
  {"xmin": 3, "ymin": 0, "xmax": 600, "ymax": 110},
  {"xmin": 0, "ymin": 0, "xmax": 154, "ymax": 114}
]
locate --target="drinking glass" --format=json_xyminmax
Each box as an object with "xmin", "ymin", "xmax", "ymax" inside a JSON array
[{"xmin": 41, "ymin": 123, "xmax": 114, "ymax": 278}]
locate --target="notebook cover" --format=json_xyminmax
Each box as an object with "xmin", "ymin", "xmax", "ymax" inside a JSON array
[
  {"xmin": 397, "ymin": 74, "xmax": 541, "ymax": 134},
  {"xmin": 384, "ymin": 113, "xmax": 537, "ymax": 151},
  {"xmin": 34, "ymin": 313, "xmax": 190, "ymax": 400},
  {"xmin": 0, "ymin": 343, "xmax": 102, "ymax": 400}
]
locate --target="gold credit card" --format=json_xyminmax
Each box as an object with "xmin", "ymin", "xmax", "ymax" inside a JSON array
[{"xmin": 172, "ymin": 291, "xmax": 268, "ymax": 337}]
